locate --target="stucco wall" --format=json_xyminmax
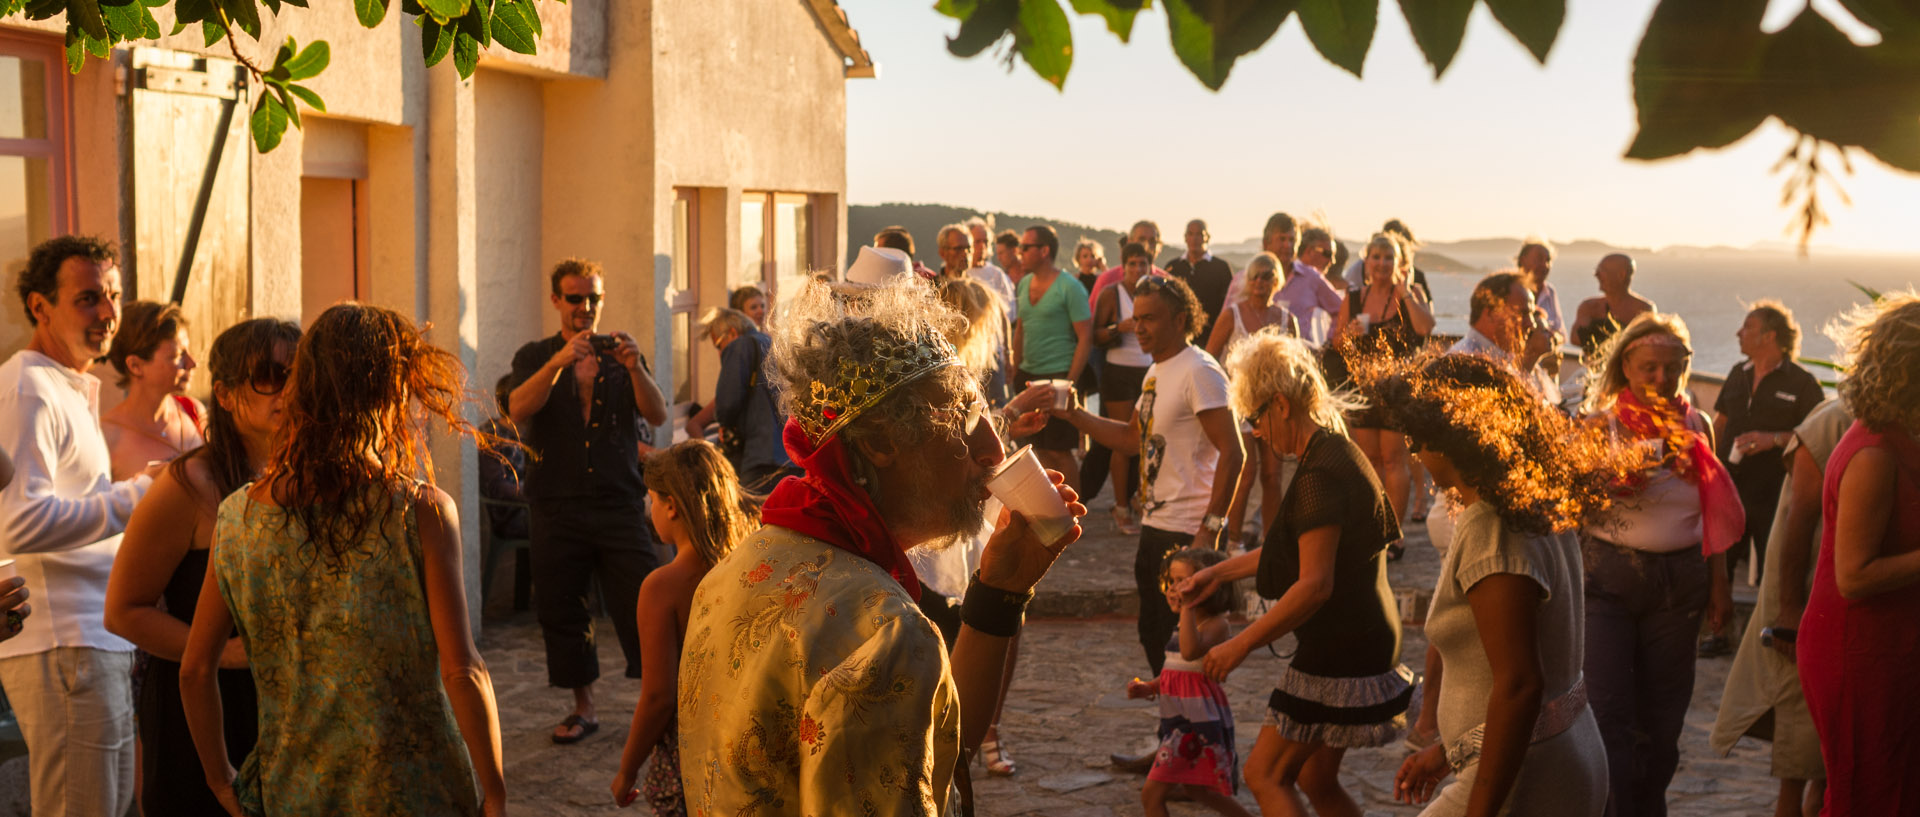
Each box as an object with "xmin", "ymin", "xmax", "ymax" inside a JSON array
[{"xmin": 473, "ymin": 69, "xmax": 546, "ymax": 393}]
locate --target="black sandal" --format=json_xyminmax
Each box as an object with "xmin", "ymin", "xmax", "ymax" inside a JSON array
[
  {"xmin": 1386, "ymin": 542, "xmax": 1406, "ymax": 562},
  {"xmin": 551, "ymin": 713, "xmax": 599, "ymax": 744}
]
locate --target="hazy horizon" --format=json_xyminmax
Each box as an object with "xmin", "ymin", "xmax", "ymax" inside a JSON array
[{"xmin": 842, "ymin": 0, "xmax": 1920, "ymax": 257}]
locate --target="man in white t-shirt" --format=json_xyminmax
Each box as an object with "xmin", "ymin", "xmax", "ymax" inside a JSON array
[
  {"xmin": 0, "ymin": 236, "xmax": 156, "ymax": 817},
  {"xmin": 1049, "ymin": 275, "xmax": 1243, "ymax": 677}
]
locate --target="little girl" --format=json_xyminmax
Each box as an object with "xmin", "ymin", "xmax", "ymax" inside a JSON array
[
  {"xmin": 612, "ymin": 441, "xmax": 760, "ymax": 813},
  {"xmin": 1125, "ymin": 548, "xmax": 1254, "ymax": 817}
]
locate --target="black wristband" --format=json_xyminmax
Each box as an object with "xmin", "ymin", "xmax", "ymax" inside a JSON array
[{"xmin": 961, "ymin": 572, "xmax": 1034, "ymax": 638}]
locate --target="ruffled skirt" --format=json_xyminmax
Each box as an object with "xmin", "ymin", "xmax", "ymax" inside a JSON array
[
  {"xmin": 1263, "ymin": 664, "xmax": 1414, "ymax": 748},
  {"xmin": 1150, "ymin": 665, "xmax": 1239, "ymax": 796}
]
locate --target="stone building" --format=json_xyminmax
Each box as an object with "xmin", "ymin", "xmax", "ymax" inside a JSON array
[{"xmin": 0, "ymin": 0, "xmax": 872, "ymax": 625}]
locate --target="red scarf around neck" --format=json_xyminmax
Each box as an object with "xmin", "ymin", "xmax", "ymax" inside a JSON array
[
  {"xmin": 759, "ymin": 419, "xmax": 921, "ymax": 599},
  {"xmin": 1613, "ymin": 388, "xmax": 1746, "ymax": 557}
]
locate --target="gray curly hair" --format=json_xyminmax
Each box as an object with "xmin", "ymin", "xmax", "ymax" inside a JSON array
[{"xmin": 766, "ymin": 278, "xmax": 982, "ymax": 494}]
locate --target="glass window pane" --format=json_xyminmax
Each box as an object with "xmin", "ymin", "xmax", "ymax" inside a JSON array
[
  {"xmin": 0, "ymin": 154, "xmax": 54, "ymax": 281},
  {"xmin": 671, "ymin": 195, "xmax": 691, "ymax": 293},
  {"xmin": 775, "ymin": 195, "xmax": 810, "ymax": 300},
  {"xmin": 0, "ymin": 55, "xmax": 48, "ymax": 140},
  {"xmin": 671, "ymin": 311, "xmax": 692, "ymax": 404},
  {"xmin": 738, "ymin": 196, "xmax": 765, "ymax": 291}
]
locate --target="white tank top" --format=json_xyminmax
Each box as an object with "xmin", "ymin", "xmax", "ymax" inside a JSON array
[{"xmin": 1107, "ymin": 284, "xmax": 1153, "ymax": 367}]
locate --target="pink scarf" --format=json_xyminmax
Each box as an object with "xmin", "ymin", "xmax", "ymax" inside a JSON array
[
  {"xmin": 758, "ymin": 419, "xmax": 921, "ymax": 599},
  {"xmin": 1614, "ymin": 388, "xmax": 1746, "ymax": 557}
]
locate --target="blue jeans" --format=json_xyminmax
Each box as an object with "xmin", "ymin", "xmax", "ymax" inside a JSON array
[{"xmin": 1580, "ymin": 535, "xmax": 1709, "ymax": 817}]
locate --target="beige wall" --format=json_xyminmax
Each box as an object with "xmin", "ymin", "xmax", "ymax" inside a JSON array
[{"xmin": 474, "ymin": 69, "xmax": 546, "ymax": 393}]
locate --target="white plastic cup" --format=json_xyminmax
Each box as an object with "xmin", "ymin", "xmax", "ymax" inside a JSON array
[
  {"xmin": 0, "ymin": 560, "xmax": 13, "ymax": 580},
  {"xmin": 1355, "ymin": 314, "xmax": 1373, "ymax": 334},
  {"xmin": 985, "ymin": 445, "xmax": 1076, "ymax": 545},
  {"xmin": 1046, "ymin": 379, "xmax": 1074, "ymax": 411}
]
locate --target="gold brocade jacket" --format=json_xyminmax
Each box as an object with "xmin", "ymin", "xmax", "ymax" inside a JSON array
[{"xmin": 678, "ymin": 525, "xmax": 960, "ymax": 817}]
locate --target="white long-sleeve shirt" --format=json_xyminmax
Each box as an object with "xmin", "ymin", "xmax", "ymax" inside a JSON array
[{"xmin": 0, "ymin": 350, "xmax": 149, "ymax": 657}]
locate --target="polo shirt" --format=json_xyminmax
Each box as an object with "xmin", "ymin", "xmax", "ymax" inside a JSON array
[{"xmin": 1713, "ymin": 359, "xmax": 1825, "ymax": 482}]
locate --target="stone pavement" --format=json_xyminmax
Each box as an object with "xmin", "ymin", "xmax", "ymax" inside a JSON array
[{"xmin": 483, "ymin": 492, "xmax": 1785, "ymax": 816}]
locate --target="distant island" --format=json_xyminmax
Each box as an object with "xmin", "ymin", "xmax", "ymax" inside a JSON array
[{"xmin": 847, "ymin": 202, "xmax": 1903, "ymax": 278}]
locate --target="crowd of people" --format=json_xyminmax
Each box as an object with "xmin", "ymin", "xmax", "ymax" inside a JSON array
[{"xmin": 0, "ymin": 216, "xmax": 1911, "ymax": 817}]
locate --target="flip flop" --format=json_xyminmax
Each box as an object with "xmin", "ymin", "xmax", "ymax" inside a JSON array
[{"xmin": 551, "ymin": 713, "xmax": 599, "ymax": 744}]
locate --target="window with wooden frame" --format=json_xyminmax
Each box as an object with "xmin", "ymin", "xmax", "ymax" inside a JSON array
[
  {"xmin": 669, "ymin": 187, "xmax": 700, "ymax": 404},
  {"xmin": 737, "ymin": 191, "xmax": 823, "ymax": 306},
  {"xmin": 0, "ymin": 32, "xmax": 70, "ymax": 288}
]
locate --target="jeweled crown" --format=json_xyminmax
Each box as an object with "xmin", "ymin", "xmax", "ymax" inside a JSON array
[{"xmin": 796, "ymin": 328, "xmax": 961, "ymax": 444}]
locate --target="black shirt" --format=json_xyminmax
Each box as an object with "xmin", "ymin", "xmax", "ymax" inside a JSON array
[
  {"xmin": 1713, "ymin": 358, "xmax": 1825, "ymax": 482},
  {"xmin": 1165, "ymin": 254, "xmax": 1235, "ymax": 341},
  {"xmin": 1258, "ymin": 429, "xmax": 1404, "ymax": 677},
  {"xmin": 508, "ymin": 334, "xmax": 654, "ymax": 503}
]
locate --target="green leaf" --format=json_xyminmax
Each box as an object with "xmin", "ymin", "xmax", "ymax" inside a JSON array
[
  {"xmin": 452, "ymin": 31, "xmax": 479, "ymax": 77},
  {"xmin": 69, "ymin": 0, "xmax": 109, "ymax": 41},
  {"xmin": 1069, "ymin": 0, "xmax": 1142, "ymax": 42},
  {"xmin": 1848, "ymin": 280, "xmax": 1885, "ymax": 302},
  {"xmin": 140, "ymin": 6, "xmax": 158, "ymax": 37},
  {"xmin": 1296, "ymin": 0, "xmax": 1376, "ymax": 76},
  {"xmin": 934, "ymin": 0, "xmax": 977, "ymax": 17},
  {"xmin": 421, "ymin": 15, "xmax": 453, "ymax": 65},
  {"xmin": 1397, "ymin": 0, "xmax": 1473, "ymax": 77},
  {"xmin": 1762, "ymin": 12, "xmax": 1920, "ymax": 172},
  {"xmin": 100, "ymin": 0, "xmax": 145, "ymax": 39},
  {"xmin": 1013, "ymin": 0, "xmax": 1072, "ymax": 89},
  {"xmin": 419, "ymin": 0, "xmax": 466, "ymax": 22},
  {"xmin": 354, "ymin": 0, "xmax": 387, "ymax": 27},
  {"xmin": 250, "ymin": 94, "xmax": 288, "ymax": 152},
  {"xmin": 275, "ymin": 83, "xmax": 301, "ymax": 128},
  {"xmin": 285, "ymin": 83, "xmax": 326, "ymax": 111},
  {"xmin": 1484, "ymin": 0, "xmax": 1563, "ymax": 63},
  {"xmin": 1624, "ymin": 0, "xmax": 1769, "ymax": 161},
  {"xmin": 1164, "ymin": 0, "xmax": 1294, "ymax": 90},
  {"xmin": 217, "ymin": 0, "xmax": 260, "ymax": 39},
  {"xmin": 491, "ymin": 0, "xmax": 539, "ymax": 54},
  {"xmin": 284, "ymin": 39, "xmax": 329, "ymax": 79},
  {"xmin": 201, "ymin": 18, "xmax": 223, "ymax": 46},
  {"xmin": 63, "ymin": 34, "xmax": 83, "ymax": 72},
  {"xmin": 25, "ymin": 0, "xmax": 66, "ymax": 19},
  {"xmin": 946, "ymin": 0, "xmax": 1016, "ymax": 58}
]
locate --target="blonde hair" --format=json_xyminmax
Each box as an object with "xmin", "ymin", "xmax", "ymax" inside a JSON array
[
  {"xmin": 1223, "ymin": 330, "xmax": 1360, "ymax": 437},
  {"xmin": 1074, "ymin": 236, "xmax": 1106, "ymax": 270},
  {"xmin": 1245, "ymin": 252, "xmax": 1280, "ymax": 281},
  {"xmin": 1361, "ymin": 233, "xmax": 1406, "ymax": 287},
  {"xmin": 1831, "ymin": 291, "xmax": 1920, "ymax": 433},
  {"xmin": 937, "ymin": 277, "xmax": 1004, "ymax": 375},
  {"xmin": 1582, "ymin": 311, "xmax": 1694, "ymax": 414},
  {"xmin": 643, "ymin": 440, "xmax": 760, "ymax": 567}
]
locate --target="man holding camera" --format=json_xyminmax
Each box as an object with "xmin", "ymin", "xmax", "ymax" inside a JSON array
[{"xmin": 508, "ymin": 258, "xmax": 669, "ymax": 745}]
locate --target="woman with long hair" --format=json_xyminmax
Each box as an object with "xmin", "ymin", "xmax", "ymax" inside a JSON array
[
  {"xmin": 1090, "ymin": 242, "xmax": 1158, "ymax": 534},
  {"xmin": 1377, "ymin": 353, "xmax": 1623, "ymax": 816},
  {"xmin": 1176, "ymin": 331, "xmax": 1409, "ymax": 817},
  {"xmin": 100, "ymin": 301, "xmax": 204, "ymax": 480},
  {"xmin": 1205, "ymin": 252, "xmax": 1297, "ymax": 546},
  {"xmin": 729, "ymin": 285, "xmax": 769, "ymax": 330},
  {"xmin": 1578, "ymin": 312, "xmax": 1737, "ymax": 817},
  {"xmin": 613, "ymin": 440, "xmax": 759, "ymax": 814},
  {"xmin": 106, "ymin": 318, "xmax": 299, "ymax": 815},
  {"xmin": 1332, "ymin": 234, "xmax": 1434, "ymax": 559},
  {"xmin": 1799, "ymin": 293, "xmax": 1920, "ymax": 816},
  {"xmin": 180, "ymin": 303, "xmax": 507, "ymax": 816}
]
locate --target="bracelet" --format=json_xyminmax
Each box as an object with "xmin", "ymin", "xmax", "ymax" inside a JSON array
[{"xmin": 961, "ymin": 572, "xmax": 1034, "ymax": 638}]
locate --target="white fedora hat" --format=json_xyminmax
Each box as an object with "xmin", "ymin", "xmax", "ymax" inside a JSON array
[{"xmin": 845, "ymin": 246, "xmax": 913, "ymax": 285}]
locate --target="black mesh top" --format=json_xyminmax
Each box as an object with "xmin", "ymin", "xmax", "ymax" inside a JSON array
[{"xmin": 1257, "ymin": 429, "xmax": 1406, "ymax": 677}]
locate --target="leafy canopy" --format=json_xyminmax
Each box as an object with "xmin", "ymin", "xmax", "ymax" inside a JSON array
[{"xmin": 9, "ymin": 0, "xmax": 558, "ymax": 151}]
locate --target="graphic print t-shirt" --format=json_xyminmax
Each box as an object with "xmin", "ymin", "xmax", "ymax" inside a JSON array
[{"xmin": 1135, "ymin": 345, "xmax": 1232, "ymax": 534}]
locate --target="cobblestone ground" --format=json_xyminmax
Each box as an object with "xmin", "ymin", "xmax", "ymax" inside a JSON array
[{"xmin": 483, "ymin": 494, "xmax": 1783, "ymax": 816}]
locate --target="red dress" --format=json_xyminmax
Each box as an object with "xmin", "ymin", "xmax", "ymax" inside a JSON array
[{"xmin": 1799, "ymin": 421, "xmax": 1920, "ymax": 816}]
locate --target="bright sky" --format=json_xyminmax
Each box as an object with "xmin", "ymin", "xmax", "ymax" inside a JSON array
[{"xmin": 841, "ymin": 0, "xmax": 1920, "ymax": 254}]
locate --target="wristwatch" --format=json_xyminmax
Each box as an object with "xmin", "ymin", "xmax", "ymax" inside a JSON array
[{"xmin": 1201, "ymin": 514, "xmax": 1226, "ymax": 534}]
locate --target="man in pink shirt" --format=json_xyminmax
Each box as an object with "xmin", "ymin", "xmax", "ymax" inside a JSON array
[{"xmin": 1088, "ymin": 220, "xmax": 1167, "ymax": 311}]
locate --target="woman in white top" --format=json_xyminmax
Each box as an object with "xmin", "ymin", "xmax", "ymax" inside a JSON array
[
  {"xmin": 1093, "ymin": 242, "xmax": 1156, "ymax": 534},
  {"xmin": 100, "ymin": 301, "xmax": 206, "ymax": 481},
  {"xmin": 1205, "ymin": 253, "xmax": 1296, "ymax": 546},
  {"xmin": 1577, "ymin": 312, "xmax": 1737, "ymax": 817}
]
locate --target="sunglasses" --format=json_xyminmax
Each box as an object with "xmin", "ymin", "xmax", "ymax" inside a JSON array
[
  {"xmin": 250, "ymin": 360, "xmax": 290, "ymax": 395},
  {"xmin": 561, "ymin": 293, "xmax": 603, "ymax": 306},
  {"xmin": 1019, "ymin": 243, "xmax": 1043, "ymax": 251}
]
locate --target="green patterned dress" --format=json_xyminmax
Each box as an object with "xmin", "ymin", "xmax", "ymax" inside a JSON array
[{"xmin": 212, "ymin": 484, "xmax": 482, "ymax": 817}]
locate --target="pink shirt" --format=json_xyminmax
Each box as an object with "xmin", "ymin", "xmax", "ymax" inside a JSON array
[{"xmin": 1088, "ymin": 263, "xmax": 1166, "ymax": 311}]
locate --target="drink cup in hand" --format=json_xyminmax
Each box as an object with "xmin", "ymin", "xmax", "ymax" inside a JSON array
[
  {"xmin": 986, "ymin": 445, "xmax": 1076, "ymax": 545},
  {"xmin": 1046, "ymin": 379, "xmax": 1073, "ymax": 411}
]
